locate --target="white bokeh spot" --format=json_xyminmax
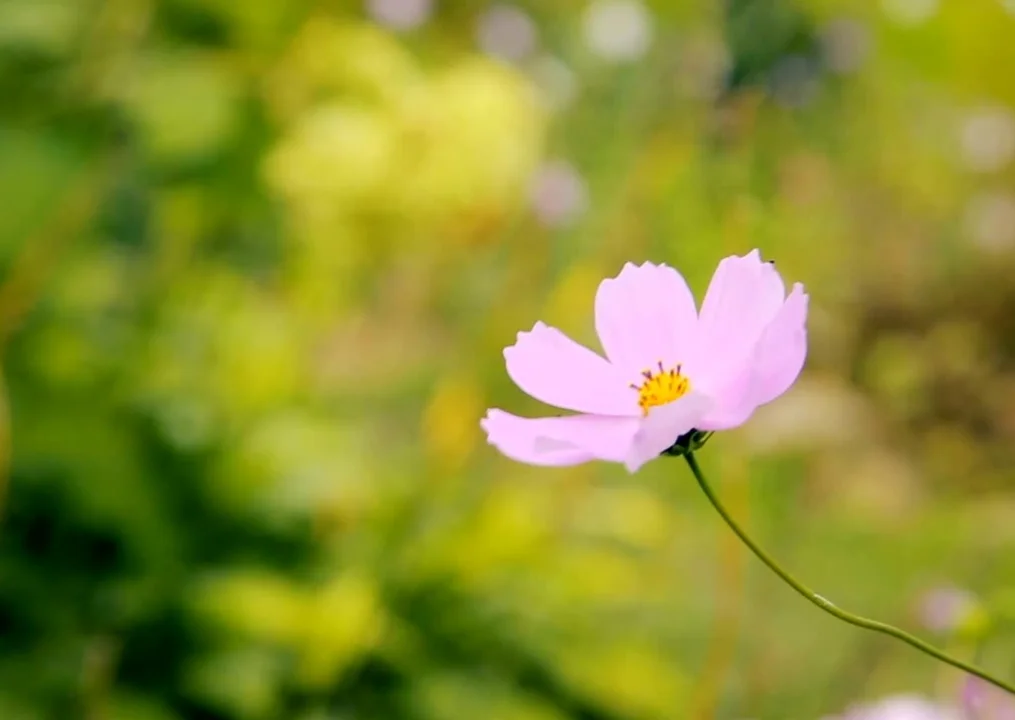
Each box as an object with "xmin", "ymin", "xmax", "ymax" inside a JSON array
[
  {"xmin": 477, "ymin": 4, "xmax": 538, "ymax": 62},
  {"xmin": 881, "ymin": 0, "xmax": 939, "ymax": 26},
  {"xmin": 964, "ymin": 190, "xmax": 1015, "ymax": 253},
  {"xmin": 528, "ymin": 55, "xmax": 578, "ymax": 112},
  {"xmin": 583, "ymin": 0, "xmax": 653, "ymax": 62},
  {"xmin": 365, "ymin": 0, "xmax": 433, "ymax": 30},
  {"xmin": 820, "ymin": 18, "xmax": 872, "ymax": 75},
  {"xmin": 960, "ymin": 106, "xmax": 1015, "ymax": 173}
]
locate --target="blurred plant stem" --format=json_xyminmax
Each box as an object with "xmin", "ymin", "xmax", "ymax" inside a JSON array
[
  {"xmin": 690, "ymin": 454, "xmax": 747, "ymax": 719},
  {"xmin": 0, "ymin": 163, "xmax": 109, "ymax": 347},
  {"xmin": 0, "ymin": 0, "xmax": 148, "ymax": 520},
  {"xmin": 0, "ymin": 374, "xmax": 8, "ymax": 525},
  {"xmin": 0, "ymin": 0, "xmax": 149, "ymax": 345},
  {"xmin": 0, "ymin": 157, "xmax": 115, "ymax": 519},
  {"xmin": 82, "ymin": 635, "xmax": 122, "ymax": 720},
  {"xmin": 74, "ymin": 0, "xmax": 154, "ymax": 101},
  {"xmin": 683, "ymin": 452, "xmax": 1015, "ymax": 698}
]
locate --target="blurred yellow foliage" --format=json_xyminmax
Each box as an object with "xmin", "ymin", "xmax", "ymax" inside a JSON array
[
  {"xmin": 217, "ymin": 410, "xmax": 374, "ymax": 522},
  {"xmin": 183, "ymin": 647, "xmax": 281, "ymax": 719},
  {"xmin": 265, "ymin": 103, "xmax": 400, "ymax": 211},
  {"xmin": 422, "ymin": 374, "xmax": 484, "ymax": 474},
  {"xmin": 192, "ymin": 570, "xmax": 386, "ymax": 690},
  {"xmin": 556, "ymin": 642, "xmax": 690, "ymax": 719},
  {"xmin": 447, "ymin": 481, "xmax": 555, "ymax": 585},
  {"xmin": 0, "ymin": 0, "xmax": 84, "ymax": 57},
  {"xmin": 576, "ymin": 486, "xmax": 672, "ymax": 550},
  {"xmin": 542, "ymin": 263, "xmax": 608, "ymax": 340},
  {"xmin": 263, "ymin": 18, "xmax": 545, "ymax": 253},
  {"xmin": 296, "ymin": 573, "xmax": 387, "ymax": 688},
  {"xmin": 268, "ymin": 18, "xmax": 423, "ymax": 120},
  {"xmin": 193, "ymin": 570, "xmax": 307, "ymax": 646},
  {"xmin": 211, "ymin": 298, "xmax": 304, "ymax": 418},
  {"xmin": 397, "ymin": 57, "xmax": 544, "ymax": 232},
  {"xmin": 414, "ymin": 672, "xmax": 569, "ymax": 720},
  {"xmin": 122, "ymin": 52, "xmax": 241, "ymax": 163},
  {"xmin": 551, "ymin": 547, "xmax": 646, "ymax": 603}
]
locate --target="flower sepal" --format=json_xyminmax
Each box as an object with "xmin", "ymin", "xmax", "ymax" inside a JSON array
[{"xmin": 660, "ymin": 429, "xmax": 713, "ymax": 458}]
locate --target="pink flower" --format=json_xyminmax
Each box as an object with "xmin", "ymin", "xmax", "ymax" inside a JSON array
[
  {"xmin": 962, "ymin": 677, "xmax": 1015, "ymax": 720},
  {"xmin": 480, "ymin": 250, "xmax": 808, "ymax": 472}
]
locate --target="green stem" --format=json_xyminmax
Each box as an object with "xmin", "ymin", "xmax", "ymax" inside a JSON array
[{"xmin": 683, "ymin": 451, "xmax": 1015, "ymax": 697}]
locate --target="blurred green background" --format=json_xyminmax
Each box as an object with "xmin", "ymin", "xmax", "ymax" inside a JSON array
[{"xmin": 2, "ymin": 0, "xmax": 1015, "ymax": 718}]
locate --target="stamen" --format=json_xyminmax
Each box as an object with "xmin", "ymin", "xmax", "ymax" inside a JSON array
[{"xmin": 631, "ymin": 361, "xmax": 691, "ymax": 416}]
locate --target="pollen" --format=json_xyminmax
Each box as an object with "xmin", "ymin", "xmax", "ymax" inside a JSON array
[{"xmin": 630, "ymin": 361, "xmax": 690, "ymax": 416}]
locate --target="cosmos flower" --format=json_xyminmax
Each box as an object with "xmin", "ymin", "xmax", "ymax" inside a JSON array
[{"xmin": 481, "ymin": 250, "xmax": 808, "ymax": 472}]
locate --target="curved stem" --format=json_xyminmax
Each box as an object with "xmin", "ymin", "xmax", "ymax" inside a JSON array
[{"xmin": 683, "ymin": 451, "xmax": 1015, "ymax": 697}]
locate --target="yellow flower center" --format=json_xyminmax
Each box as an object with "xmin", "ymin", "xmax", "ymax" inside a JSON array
[{"xmin": 630, "ymin": 361, "xmax": 690, "ymax": 416}]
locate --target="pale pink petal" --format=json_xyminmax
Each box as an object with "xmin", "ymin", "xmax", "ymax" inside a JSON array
[
  {"xmin": 749, "ymin": 283, "xmax": 808, "ymax": 407},
  {"xmin": 623, "ymin": 393, "xmax": 713, "ymax": 473},
  {"xmin": 504, "ymin": 322, "xmax": 637, "ymax": 416},
  {"xmin": 693, "ymin": 250, "xmax": 786, "ymax": 393},
  {"xmin": 696, "ymin": 283, "xmax": 808, "ymax": 431},
  {"xmin": 481, "ymin": 409, "xmax": 640, "ymax": 466},
  {"xmin": 695, "ymin": 366, "xmax": 756, "ymax": 431},
  {"xmin": 594, "ymin": 262, "xmax": 699, "ymax": 383}
]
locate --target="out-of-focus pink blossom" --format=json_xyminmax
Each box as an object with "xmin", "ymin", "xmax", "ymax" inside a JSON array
[
  {"xmin": 962, "ymin": 677, "xmax": 1015, "ymax": 720},
  {"xmin": 918, "ymin": 586, "xmax": 978, "ymax": 634},
  {"xmin": 824, "ymin": 694, "xmax": 959, "ymax": 720},
  {"xmin": 529, "ymin": 160, "xmax": 587, "ymax": 227}
]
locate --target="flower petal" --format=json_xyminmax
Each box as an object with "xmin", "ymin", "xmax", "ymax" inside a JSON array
[
  {"xmin": 594, "ymin": 262, "xmax": 699, "ymax": 383},
  {"xmin": 696, "ymin": 283, "xmax": 808, "ymax": 431},
  {"xmin": 694, "ymin": 250, "xmax": 786, "ymax": 393},
  {"xmin": 504, "ymin": 322, "xmax": 637, "ymax": 416},
  {"xmin": 749, "ymin": 283, "xmax": 808, "ymax": 407},
  {"xmin": 623, "ymin": 392, "xmax": 713, "ymax": 473},
  {"xmin": 695, "ymin": 367, "xmax": 756, "ymax": 431},
  {"xmin": 481, "ymin": 409, "xmax": 640, "ymax": 466}
]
